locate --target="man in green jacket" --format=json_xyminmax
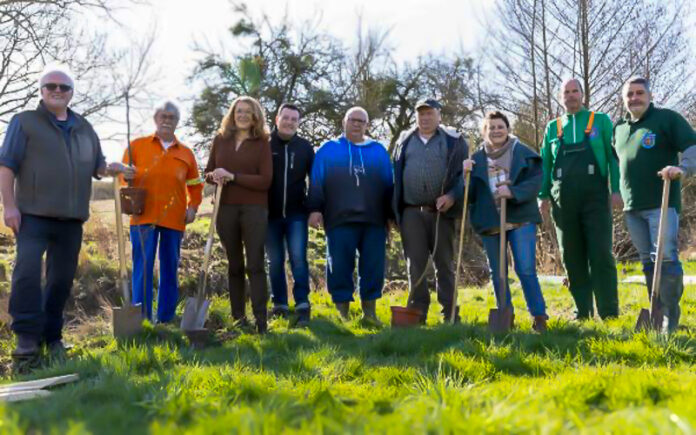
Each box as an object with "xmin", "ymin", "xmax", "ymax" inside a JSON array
[
  {"xmin": 614, "ymin": 76, "xmax": 696, "ymax": 333},
  {"xmin": 539, "ymin": 78, "xmax": 622, "ymax": 320}
]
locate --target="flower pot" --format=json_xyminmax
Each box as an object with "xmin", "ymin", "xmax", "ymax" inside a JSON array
[{"xmin": 390, "ymin": 306, "xmax": 423, "ymax": 327}]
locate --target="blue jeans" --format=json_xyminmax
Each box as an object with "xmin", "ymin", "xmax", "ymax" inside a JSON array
[
  {"xmin": 480, "ymin": 223, "xmax": 547, "ymax": 317},
  {"xmin": 265, "ymin": 215, "xmax": 310, "ymax": 309},
  {"xmin": 9, "ymin": 215, "xmax": 83, "ymax": 342},
  {"xmin": 326, "ymin": 223, "xmax": 386, "ymax": 303},
  {"xmin": 624, "ymin": 208, "xmax": 681, "ymax": 270},
  {"xmin": 130, "ymin": 225, "xmax": 183, "ymax": 322}
]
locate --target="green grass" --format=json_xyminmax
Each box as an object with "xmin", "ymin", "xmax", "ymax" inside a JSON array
[{"xmin": 1, "ymin": 281, "xmax": 696, "ymax": 434}]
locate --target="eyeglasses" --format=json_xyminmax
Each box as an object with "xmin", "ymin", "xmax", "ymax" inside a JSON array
[
  {"xmin": 42, "ymin": 83, "xmax": 73, "ymax": 93},
  {"xmin": 347, "ymin": 118, "xmax": 367, "ymax": 125}
]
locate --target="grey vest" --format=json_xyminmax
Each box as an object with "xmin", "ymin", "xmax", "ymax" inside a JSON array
[{"xmin": 15, "ymin": 106, "xmax": 99, "ymax": 221}]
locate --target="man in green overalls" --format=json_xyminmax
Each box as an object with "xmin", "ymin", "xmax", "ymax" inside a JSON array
[{"xmin": 539, "ymin": 78, "xmax": 623, "ymax": 319}]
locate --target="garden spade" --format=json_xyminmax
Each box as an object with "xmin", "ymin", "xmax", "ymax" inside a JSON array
[
  {"xmin": 488, "ymin": 196, "xmax": 513, "ymax": 333},
  {"xmin": 111, "ymin": 176, "xmax": 143, "ymax": 337},
  {"xmin": 181, "ymin": 184, "xmax": 223, "ymax": 332},
  {"xmin": 635, "ymin": 177, "xmax": 670, "ymax": 332}
]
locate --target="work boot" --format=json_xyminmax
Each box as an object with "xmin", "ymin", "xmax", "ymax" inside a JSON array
[
  {"xmin": 47, "ymin": 340, "xmax": 70, "ymax": 360},
  {"xmin": 442, "ymin": 306, "xmax": 460, "ymax": 324},
  {"xmin": 532, "ymin": 315, "xmax": 548, "ymax": 333},
  {"xmin": 270, "ymin": 305, "xmax": 289, "ymax": 319},
  {"xmin": 660, "ymin": 272, "xmax": 684, "ymax": 334},
  {"xmin": 254, "ymin": 310, "xmax": 268, "ymax": 335},
  {"xmin": 361, "ymin": 299, "xmax": 382, "ymax": 327},
  {"xmin": 293, "ymin": 306, "xmax": 311, "ymax": 328},
  {"xmin": 335, "ymin": 302, "xmax": 350, "ymax": 321},
  {"xmin": 12, "ymin": 335, "xmax": 39, "ymax": 358}
]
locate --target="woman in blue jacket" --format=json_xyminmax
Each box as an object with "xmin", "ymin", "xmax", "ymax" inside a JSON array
[{"xmin": 463, "ymin": 111, "xmax": 548, "ymax": 332}]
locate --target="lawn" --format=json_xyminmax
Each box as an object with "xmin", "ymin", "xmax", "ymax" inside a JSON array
[{"xmin": 1, "ymin": 278, "xmax": 696, "ymax": 434}]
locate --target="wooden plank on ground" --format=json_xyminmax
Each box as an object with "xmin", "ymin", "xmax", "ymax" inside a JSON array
[
  {"xmin": 0, "ymin": 374, "xmax": 79, "ymax": 394},
  {"xmin": 0, "ymin": 389, "xmax": 52, "ymax": 402}
]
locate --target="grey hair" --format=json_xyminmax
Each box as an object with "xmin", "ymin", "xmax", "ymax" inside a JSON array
[
  {"xmin": 38, "ymin": 64, "xmax": 75, "ymax": 91},
  {"xmin": 560, "ymin": 78, "xmax": 584, "ymax": 95},
  {"xmin": 154, "ymin": 101, "xmax": 181, "ymax": 121},
  {"xmin": 623, "ymin": 76, "xmax": 651, "ymax": 94},
  {"xmin": 343, "ymin": 106, "xmax": 369, "ymax": 123}
]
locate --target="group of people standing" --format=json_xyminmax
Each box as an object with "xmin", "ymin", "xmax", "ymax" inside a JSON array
[{"xmin": 2, "ymin": 65, "xmax": 695, "ymax": 357}]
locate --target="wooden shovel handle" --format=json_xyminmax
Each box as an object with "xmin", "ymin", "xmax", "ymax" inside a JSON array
[
  {"xmin": 498, "ymin": 197, "xmax": 507, "ymax": 309},
  {"xmin": 650, "ymin": 177, "xmax": 671, "ymax": 315},
  {"xmin": 197, "ymin": 185, "xmax": 224, "ymax": 300},
  {"xmin": 113, "ymin": 177, "xmax": 130, "ymax": 304}
]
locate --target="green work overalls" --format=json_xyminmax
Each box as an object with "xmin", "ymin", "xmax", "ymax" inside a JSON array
[{"xmin": 550, "ymin": 112, "xmax": 619, "ymax": 319}]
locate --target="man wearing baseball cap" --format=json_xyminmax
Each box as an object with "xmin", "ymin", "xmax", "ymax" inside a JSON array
[{"xmin": 392, "ymin": 98, "xmax": 468, "ymax": 323}]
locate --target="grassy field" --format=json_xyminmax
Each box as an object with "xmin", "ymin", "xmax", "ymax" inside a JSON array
[
  {"xmin": 1, "ymin": 197, "xmax": 696, "ymax": 433},
  {"xmin": 1, "ymin": 277, "xmax": 695, "ymax": 434}
]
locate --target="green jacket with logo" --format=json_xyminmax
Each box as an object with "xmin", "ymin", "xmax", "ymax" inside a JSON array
[
  {"xmin": 538, "ymin": 107, "xmax": 620, "ymax": 199},
  {"xmin": 613, "ymin": 103, "xmax": 696, "ymax": 212}
]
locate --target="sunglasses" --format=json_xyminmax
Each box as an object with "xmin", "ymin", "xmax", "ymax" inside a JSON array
[{"xmin": 42, "ymin": 83, "xmax": 73, "ymax": 92}]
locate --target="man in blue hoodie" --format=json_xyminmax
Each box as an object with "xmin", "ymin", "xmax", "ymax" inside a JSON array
[{"xmin": 308, "ymin": 107, "xmax": 394, "ymax": 323}]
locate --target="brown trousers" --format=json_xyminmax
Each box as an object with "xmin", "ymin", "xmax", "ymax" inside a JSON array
[{"xmin": 216, "ymin": 204, "xmax": 269, "ymax": 322}]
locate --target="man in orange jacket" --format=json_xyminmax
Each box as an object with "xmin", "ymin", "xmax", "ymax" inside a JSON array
[{"xmin": 123, "ymin": 101, "xmax": 203, "ymax": 322}]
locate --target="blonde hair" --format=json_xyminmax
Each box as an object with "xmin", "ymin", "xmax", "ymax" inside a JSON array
[{"xmin": 218, "ymin": 96, "xmax": 270, "ymax": 141}]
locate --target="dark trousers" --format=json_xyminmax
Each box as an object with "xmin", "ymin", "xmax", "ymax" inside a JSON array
[
  {"xmin": 325, "ymin": 223, "xmax": 386, "ymax": 303},
  {"xmin": 216, "ymin": 204, "xmax": 268, "ymax": 322},
  {"xmin": 9, "ymin": 214, "xmax": 83, "ymax": 343},
  {"xmin": 400, "ymin": 208, "xmax": 456, "ymax": 317}
]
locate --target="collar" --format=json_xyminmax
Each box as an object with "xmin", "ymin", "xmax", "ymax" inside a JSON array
[
  {"xmin": 151, "ymin": 133, "xmax": 181, "ymax": 148},
  {"xmin": 37, "ymin": 100, "xmax": 76, "ymax": 127},
  {"xmin": 626, "ymin": 103, "xmax": 655, "ymax": 124},
  {"xmin": 565, "ymin": 106, "xmax": 588, "ymax": 117},
  {"xmin": 271, "ymin": 128, "xmax": 296, "ymax": 144}
]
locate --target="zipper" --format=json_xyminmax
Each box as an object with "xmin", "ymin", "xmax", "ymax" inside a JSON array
[
  {"xmin": 283, "ymin": 145, "xmax": 288, "ymax": 218},
  {"xmin": 572, "ymin": 114, "xmax": 576, "ymax": 143}
]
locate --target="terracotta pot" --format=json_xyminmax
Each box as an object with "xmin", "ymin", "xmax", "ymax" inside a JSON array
[
  {"xmin": 120, "ymin": 187, "xmax": 146, "ymax": 216},
  {"xmin": 390, "ymin": 306, "xmax": 422, "ymax": 327}
]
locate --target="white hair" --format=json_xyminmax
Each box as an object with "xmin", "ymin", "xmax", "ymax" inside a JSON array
[
  {"xmin": 343, "ymin": 106, "xmax": 369, "ymax": 123},
  {"xmin": 154, "ymin": 100, "xmax": 181, "ymax": 121},
  {"xmin": 38, "ymin": 64, "xmax": 75, "ymax": 91}
]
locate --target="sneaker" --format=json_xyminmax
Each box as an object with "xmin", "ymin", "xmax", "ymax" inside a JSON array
[
  {"xmin": 532, "ymin": 315, "xmax": 548, "ymax": 333},
  {"xmin": 270, "ymin": 306, "xmax": 289, "ymax": 319},
  {"xmin": 12, "ymin": 335, "xmax": 39, "ymax": 358},
  {"xmin": 294, "ymin": 307, "xmax": 311, "ymax": 327}
]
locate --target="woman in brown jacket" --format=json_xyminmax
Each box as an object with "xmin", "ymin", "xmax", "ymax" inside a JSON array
[{"xmin": 205, "ymin": 96, "xmax": 272, "ymax": 333}]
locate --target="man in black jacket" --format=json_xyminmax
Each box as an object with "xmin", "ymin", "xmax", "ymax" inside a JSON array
[
  {"xmin": 392, "ymin": 98, "xmax": 468, "ymax": 323},
  {"xmin": 267, "ymin": 103, "xmax": 315, "ymax": 325}
]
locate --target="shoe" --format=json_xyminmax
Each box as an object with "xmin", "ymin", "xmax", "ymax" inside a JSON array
[
  {"xmin": 442, "ymin": 306, "xmax": 461, "ymax": 324},
  {"xmin": 361, "ymin": 299, "xmax": 382, "ymax": 327},
  {"xmin": 256, "ymin": 319, "xmax": 268, "ymax": 335},
  {"xmin": 232, "ymin": 317, "xmax": 253, "ymax": 331},
  {"xmin": 335, "ymin": 302, "xmax": 350, "ymax": 320},
  {"xmin": 47, "ymin": 340, "xmax": 70, "ymax": 360},
  {"xmin": 270, "ymin": 305, "xmax": 289, "ymax": 319},
  {"xmin": 12, "ymin": 335, "xmax": 39, "ymax": 358},
  {"xmin": 532, "ymin": 315, "xmax": 548, "ymax": 333},
  {"xmin": 294, "ymin": 307, "xmax": 311, "ymax": 327}
]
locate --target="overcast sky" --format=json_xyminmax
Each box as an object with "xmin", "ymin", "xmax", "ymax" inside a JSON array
[{"xmin": 95, "ymin": 0, "xmax": 491, "ymax": 160}]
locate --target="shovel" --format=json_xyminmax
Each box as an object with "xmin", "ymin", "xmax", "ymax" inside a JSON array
[
  {"xmin": 112, "ymin": 176, "xmax": 143, "ymax": 337},
  {"xmin": 635, "ymin": 177, "xmax": 670, "ymax": 332},
  {"xmin": 181, "ymin": 184, "xmax": 223, "ymax": 332},
  {"xmin": 488, "ymin": 196, "xmax": 514, "ymax": 333},
  {"xmin": 450, "ymin": 139, "xmax": 473, "ymax": 323}
]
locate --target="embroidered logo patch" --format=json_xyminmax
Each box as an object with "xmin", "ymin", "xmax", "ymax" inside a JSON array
[
  {"xmin": 641, "ymin": 132, "xmax": 657, "ymax": 149},
  {"xmin": 589, "ymin": 127, "xmax": 599, "ymax": 139}
]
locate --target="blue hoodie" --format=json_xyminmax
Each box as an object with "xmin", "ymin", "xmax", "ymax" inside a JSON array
[{"xmin": 307, "ymin": 136, "xmax": 394, "ymax": 230}]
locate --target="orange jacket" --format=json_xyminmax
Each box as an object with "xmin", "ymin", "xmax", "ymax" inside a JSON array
[{"xmin": 122, "ymin": 134, "xmax": 203, "ymax": 231}]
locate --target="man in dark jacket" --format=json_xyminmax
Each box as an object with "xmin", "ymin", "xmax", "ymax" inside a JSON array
[
  {"xmin": 392, "ymin": 98, "xmax": 468, "ymax": 323},
  {"xmin": 0, "ymin": 66, "xmax": 132, "ymax": 357},
  {"xmin": 267, "ymin": 103, "xmax": 315, "ymax": 325}
]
